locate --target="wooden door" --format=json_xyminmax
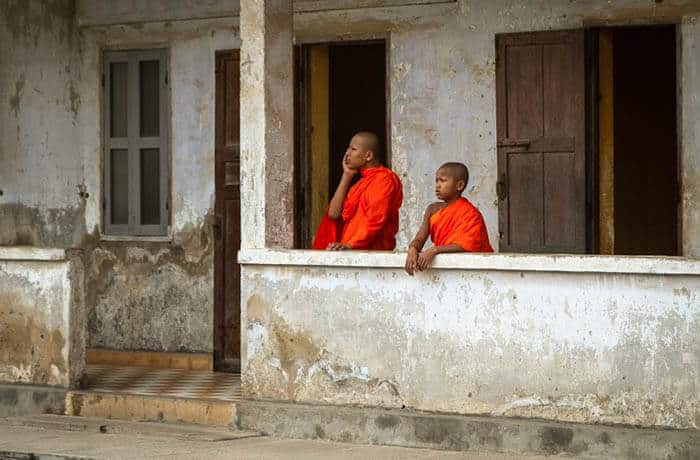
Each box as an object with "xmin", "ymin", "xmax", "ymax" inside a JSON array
[
  {"xmin": 214, "ymin": 50, "xmax": 241, "ymax": 372},
  {"xmin": 496, "ymin": 31, "xmax": 586, "ymax": 253}
]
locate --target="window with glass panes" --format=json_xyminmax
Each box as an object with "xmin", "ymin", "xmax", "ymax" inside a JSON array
[{"xmin": 103, "ymin": 49, "xmax": 168, "ymax": 236}]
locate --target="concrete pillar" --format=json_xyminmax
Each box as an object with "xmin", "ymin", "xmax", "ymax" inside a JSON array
[
  {"xmin": 240, "ymin": 0, "xmax": 295, "ymax": 249},
  {"xmin": 680, "ymin": 16, "xmax": 700, "ymax": 257}
]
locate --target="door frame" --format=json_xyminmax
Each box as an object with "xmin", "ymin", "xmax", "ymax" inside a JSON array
[{"xmin": 293, "ymin": 39, "xmax": 390, "ymax": 249}]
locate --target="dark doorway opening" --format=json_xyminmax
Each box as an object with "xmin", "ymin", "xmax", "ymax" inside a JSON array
[
  {"xmin": 593, "ymin": 25, "xmax": 680, "ymax": 256},
  {"xmin": 328, "ymin": 43, "xmax": 387, "ymax": 194},
  {"xmin": 294, "ymin": 41, "xmax": 387, "ymax": 249},
  {"xmin": 610, "ymin": 26, "xmax": 679, "ymax": 255}
]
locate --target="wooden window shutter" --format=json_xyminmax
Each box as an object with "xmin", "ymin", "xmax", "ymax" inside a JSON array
[{"xmin": 103, "ymin": 49, "xmax": 169, "ymax": 236}]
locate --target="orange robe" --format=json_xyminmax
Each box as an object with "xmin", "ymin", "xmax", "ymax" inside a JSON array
[
  {"xmin": 430, "ymin": 197, "xmax": 493, "ymax": 252},
  {"xmin": 313, "ymin": 167, "xmax": 403, "ymax": 250}
]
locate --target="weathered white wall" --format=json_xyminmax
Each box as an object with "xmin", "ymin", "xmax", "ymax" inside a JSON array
[
  {"xmin": 0, "ymin": 1, "xmax": 243, "ymax": 353},
  {"xmin": 224, "ymin": 0, "xmax": 700, "ymax": 255},
  {"xmin": 4, "ymin": 0, "xmax": 700, "ymax": 358},
  {"xmin": 0, "ymin": 0, "xmax": 85, "ymax": 247},
  {"xmin": 386, "ymin": 0, "xmax": 700, "ymax": 254},
  {"xmin": 240, "ymin": 250, "xmax": 700, "ymax": 429},
  {"xmin": 78, "ymin": 19, "xmax": 240, "ymax": 352},
  {"xmin": 0, "ymin": 248, "xmax": 85, "ymax": 388},
  {"xmin": 6, "ymin": 1, "xmax": 699, "ymax": 255},
  {"xmin": 390, "ymin": 22, "xmax": 498, "ymax": 249}
]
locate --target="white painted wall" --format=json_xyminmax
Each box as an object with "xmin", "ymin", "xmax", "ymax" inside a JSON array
[{"xmin": 240, "ymin": 250, "xmax": 700, "ymax": 429}]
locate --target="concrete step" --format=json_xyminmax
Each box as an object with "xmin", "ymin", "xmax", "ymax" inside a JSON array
[
  {"xmin": 65, "ymin": 391, "xmax": 237, "ymax": 427},
  {"xmin": 0, "ymin": 415, "xmax": 548, "ymax": 459},
  {"xmin": 3, "ymin": 414, "xmax": 260, "ymax": 442},
  {"xmin": 236, "ymin": 399, "xmax": 700, "ymax": 459},
  {"xmin": 0, "ymin": 384, "xmax": 67, "ymax": 417}
]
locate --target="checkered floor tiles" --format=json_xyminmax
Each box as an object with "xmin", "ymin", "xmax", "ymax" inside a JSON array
[{"xmin": 84, "ymin": 365, "xmax": 242, "ymax": 402}]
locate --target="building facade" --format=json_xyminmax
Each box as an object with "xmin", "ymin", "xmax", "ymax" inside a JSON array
[{"xmin": 1, "ymin": 0, "xmax": 699, "ymax": 430}]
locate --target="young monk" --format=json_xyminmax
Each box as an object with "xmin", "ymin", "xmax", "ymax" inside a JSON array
[
  {"xmin": 312, "ymin": 132, "xmax": 403, "ymax": 251},
  {"xmin": 405, "ymin": 162, "xmax": 492, "ymax": 275}
]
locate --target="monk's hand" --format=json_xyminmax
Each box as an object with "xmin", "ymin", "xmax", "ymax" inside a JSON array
[
  {"xmin": 342, "ymin": 153, "xmax": 358, "ymax": 177},
  {"xmin": 405, "ymin": 247, "xmax": 419, "ymax": 276},
  {"xmin": 417, "ymin": 247, "xmax": 438, "ymax": 271},
  {"xmin": 327, "ymin": 242, "xmax": 352, "ymax": 251}
]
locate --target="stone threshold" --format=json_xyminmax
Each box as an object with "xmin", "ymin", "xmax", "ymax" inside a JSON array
[{"xmin": 235, "ymin": 399, "xmax": 700, "ymax": 459}]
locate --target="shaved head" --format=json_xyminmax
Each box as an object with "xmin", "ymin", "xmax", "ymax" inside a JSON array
[
  {"xmin": 354, "ymin": 131, "xmax": 382, "ymax": 160},
  {"xmin": 438, "ymin": 162, "xmax": 469, "ymax": 186}
]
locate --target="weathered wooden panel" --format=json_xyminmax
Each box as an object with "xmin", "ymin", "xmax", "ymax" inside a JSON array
[
  {"xmin": 497, "ymin": 30, "xmax": 586, "ymax": 253},
  {"xmin": 214, "ymin": 50, "xmax": 241, "ymax": 372}
]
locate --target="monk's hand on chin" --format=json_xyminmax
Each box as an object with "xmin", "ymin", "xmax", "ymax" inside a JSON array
[
  {"xmin": 417, "ymin": 247, "xmax": 437, "ymax": 271},
  {"xmin": 342, "ymin": 154, "xmax": 358, "ymax": 177},
  {"xmin": 405, "ymin": 248, "xmax": 419, "ymax": 276}
]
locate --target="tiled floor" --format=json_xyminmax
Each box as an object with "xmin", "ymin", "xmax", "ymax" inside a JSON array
[{"xmin": 85, "ymin": 365, "xmax": 242, "ymax": 402}]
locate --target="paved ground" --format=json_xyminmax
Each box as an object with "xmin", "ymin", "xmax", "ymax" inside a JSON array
[{"xmin": 0, "ymin": 416, "xmax": 553, "ymax": 459}]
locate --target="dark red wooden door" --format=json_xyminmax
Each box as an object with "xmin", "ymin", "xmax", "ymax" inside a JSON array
[
  {"xmin": 496, "ymin": 31, "xmax": 586, "ymax": 253},
  {"xmin": 214, "ymin": 50, "xmax": 241, "ymax": 372}
]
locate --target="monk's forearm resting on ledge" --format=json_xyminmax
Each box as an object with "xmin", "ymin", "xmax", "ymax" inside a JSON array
[
  {"xmin": 328, "ymin": 172, "xmax": 355, "ymax": 219},
  {"xmin": 432, "ymin": 244, "xmax": 465, "ymax": 254}
]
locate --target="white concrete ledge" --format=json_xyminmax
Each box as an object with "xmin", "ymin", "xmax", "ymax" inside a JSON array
[
  {"xmin": 238, "ymin": 249, "xmax": 700, "ymax": 276},
  {"xmin": 0, "ymin": 247, "xmax": 68, "ymax": 262},
  {"xmin": 100, "ymin": 235, "xmax": 172, "ymax": 243}
]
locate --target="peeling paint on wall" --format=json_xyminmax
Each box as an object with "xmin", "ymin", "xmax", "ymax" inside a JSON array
[
  {"xmin": 242, "ymin": 264, "xmax": 700, "ymax": 429},
  {"xmin": 83, "ymin": 217, "xmax": 215, "ymax": 353},
  {"xmin": 0, "ymin": 255, "xmax": 81, "ymax": 387},
  {"xmin": 244, "ymin": 295, "xmax": 405, "ymax": 408},
  {"xmin": 0, "ymin": 291, "xmax": 67, "ymax": 384}
]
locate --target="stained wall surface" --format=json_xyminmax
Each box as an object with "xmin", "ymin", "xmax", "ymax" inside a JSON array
[
  {"xmin": 0, "ymin": 248, "xmax": 84, "ymax": 388},
  {"xmin": 240, "ymin": 251, "xmax": 700, "ymax": 429},
  {"xmin": 0, "ymin": 0, "xmax": 84, "ymax": 247}
]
